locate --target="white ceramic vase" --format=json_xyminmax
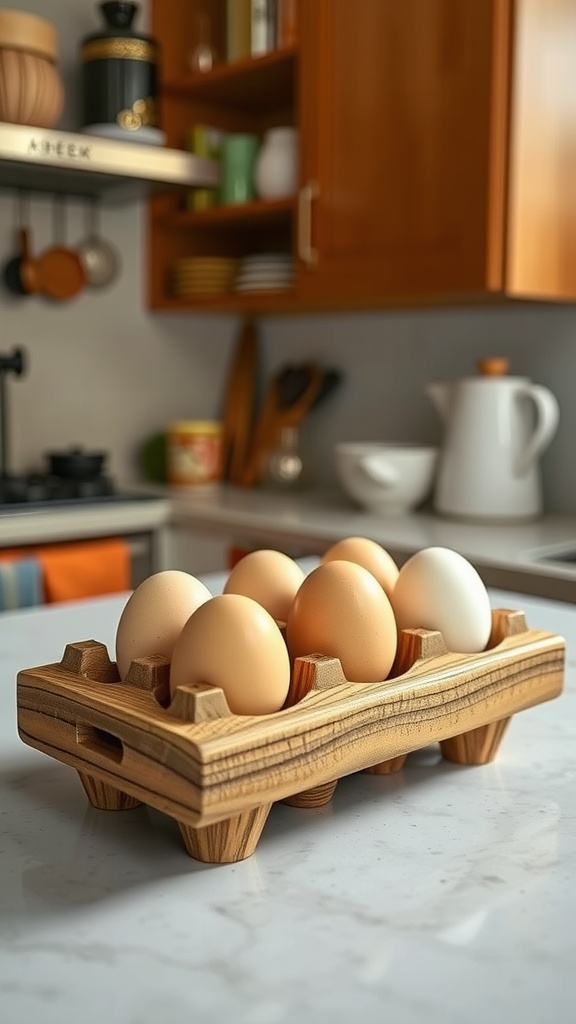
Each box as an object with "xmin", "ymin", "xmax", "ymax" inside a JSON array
[{"xmin": 254, "ymin": 127, "xmax": 298, "ymax": 199}]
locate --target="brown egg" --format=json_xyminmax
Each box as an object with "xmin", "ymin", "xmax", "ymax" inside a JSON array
[
  {"xmin": 224, "ymin": 548, "xmax": 305, "ymax": 621},
  {"xmin": 286, "ymin": 560, "xmax": 397, "ymax": 682},
  {"xmin": 321, "ymin": 536, "xmax": 399, "ymax": 598},
  {"xmin": 170, "ymin": 593, "xmax": 290, "ymax": 715},
  {"xmin": 115, "ymin": 570, "xmax": 212, "ymax": 679}
]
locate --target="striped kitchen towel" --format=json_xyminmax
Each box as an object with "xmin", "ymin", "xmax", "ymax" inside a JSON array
[{"xmin": 0, "ymin": 557, "xmax": 42, "ymax": 611}]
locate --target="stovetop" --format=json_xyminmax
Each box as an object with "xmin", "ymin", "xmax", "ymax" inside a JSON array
[{"xmin": 0, "ymin": 473, "xmax": 159, "ymax": 513}]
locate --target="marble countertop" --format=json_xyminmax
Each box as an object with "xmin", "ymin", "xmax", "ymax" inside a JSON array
[
  {"xmin": 1, "ymin": 567, "xmax": 575, "ymax": 1024},
  {"xmin": 168, "ymin": 485, "xmax": 576, "ymax": 600}
]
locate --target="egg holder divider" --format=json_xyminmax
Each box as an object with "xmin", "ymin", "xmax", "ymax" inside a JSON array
[{"xmin": 16, "ymin": 607, "xmax": 565, "ymax": 864}]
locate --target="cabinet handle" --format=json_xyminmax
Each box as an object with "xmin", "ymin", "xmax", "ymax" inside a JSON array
[{"xmin": 298, "ymin": 182, "xmax": 318, "ymax": 265}]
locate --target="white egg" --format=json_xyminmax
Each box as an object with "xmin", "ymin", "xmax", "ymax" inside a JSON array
[{"xmin": 390, "ymin": 546, "xmax": 492, "ymax": 653}]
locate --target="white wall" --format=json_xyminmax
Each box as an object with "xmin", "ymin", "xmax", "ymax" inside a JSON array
[{"xmin": 1, "ymin": 1, "xmax": 575, "ymax": 514}]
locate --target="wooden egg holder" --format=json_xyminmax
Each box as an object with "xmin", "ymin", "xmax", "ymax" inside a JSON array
[{"xmin": 16, "ymin": 608, "xmax": 565, "ymax": 864}]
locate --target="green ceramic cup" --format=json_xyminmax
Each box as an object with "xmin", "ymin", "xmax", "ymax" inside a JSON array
[{"xmin": 220, "ymin": 133, "xmax": 259, "ymax": 204}]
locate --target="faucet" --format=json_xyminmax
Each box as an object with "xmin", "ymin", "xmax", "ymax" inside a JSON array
[{"xmin": 0, "ymin": 347, "xmax": 26, "ymax": 480}]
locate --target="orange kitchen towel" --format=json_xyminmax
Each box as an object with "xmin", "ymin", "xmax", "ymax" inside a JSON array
[
  {"xmin": 0, "ymin": 538, "xmax": 130, "ymax": 603},
  {"xmin": 39, "ymin": 539, "xmax": 131, "ymax": 602}
]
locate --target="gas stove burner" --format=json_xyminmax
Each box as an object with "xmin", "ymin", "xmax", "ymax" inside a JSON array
[
  {"xmin": 46, "ymin": 473, "xmax": 115, "ymax": 500},
  {"xmin": 0, "ymin": 472, "xmax": 115, "ymax": 505}
]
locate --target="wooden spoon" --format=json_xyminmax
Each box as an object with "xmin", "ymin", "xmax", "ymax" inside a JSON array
[
  {"xmin": 240, "ymin": 363, "xmax": 323, "ymax": 486},
  {"xmin": 221, "ymin": 318, "xmax": 258, "ymax": 484},
  {"xmin": 34, "ymin": 196, "xmax": 86, "ymax": 302}
]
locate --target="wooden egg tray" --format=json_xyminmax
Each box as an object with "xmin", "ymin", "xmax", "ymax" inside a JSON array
[{"xmin": 16, "ymin": 608, "xmax": 565, "ymax": 864}]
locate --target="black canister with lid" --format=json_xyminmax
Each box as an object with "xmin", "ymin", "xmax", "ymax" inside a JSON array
[{"xmin": 80, "ymin": 2, "xmax": 159, "ymax": 138}]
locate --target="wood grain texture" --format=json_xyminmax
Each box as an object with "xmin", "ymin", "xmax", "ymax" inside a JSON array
[
  {"xmin": 16, "ymin": 610, "xmax": 564, "ymax": 852},
  {"xmin": 365, "ymin": 755, "xmax": 408, "ymax": 775},
  {"xmin": 178, "ymin": 804, "xmax": 272, "ymax": 863},
  {"xmin": 506, "ymin": 0, "xmax": 576, "ymax": 299},
  {"xmin": 147, "ymin": 0, "xmax": 576, "ymax": 314},
  {"xmin": 298, "ymin": 0, "xmax": 510, "ymax": 304},
  {"xmin": 283, "ymin": 780, "xmax": 338, "ymax": 807},
  {"xmin": 441, "ymin": 717, "xmax": 510, "ymax": 765},
  {"xmin": 77, "ymin": 770, "xmax": 142, "ymax": 810}
]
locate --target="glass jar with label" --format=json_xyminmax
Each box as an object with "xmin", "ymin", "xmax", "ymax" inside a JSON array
[{"xmin": 167, "ymin": 421, "xmax": 223, "ymax": 487}]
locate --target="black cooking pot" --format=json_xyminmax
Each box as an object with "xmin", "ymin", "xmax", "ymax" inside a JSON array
[{"xmin": 47, "ymin": 447, "xmax": 107, "ymax": 481}]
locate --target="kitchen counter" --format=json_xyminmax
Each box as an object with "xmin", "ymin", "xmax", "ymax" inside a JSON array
[
  {"xmin": 168, "ymin": 485, "xmax": 576, "ymax": 601},
  {"xmin": 0, "ymin": 493, "xmax": 171, "ymax": 547},
  {"xmin": 3, "ymin": 485, "xmax": 576, "ymax": 601},
  {"xmin": 1, "ymin": 568, "xmax": 575, "ymax": 1024},
  {"xmin": 0, "ymin": 493, "xmax": 173, "ymax": 585}
]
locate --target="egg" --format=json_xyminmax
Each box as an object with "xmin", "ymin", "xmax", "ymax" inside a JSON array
[
  {"xmin": 321, "ymin": 536, "xmax": 399, "ymax": 598},
  {"xmin": 170, "ymin": 593, "xmax": 290, "ymax": 715},
  {"xmin": 390, "ymin": 546, "xmax": 492, "ymax": 653},
  {"xmin": 286, "ymin": 560, "xmax": 397, "ymax": 682},
  {"xmin": 224, "ymin": 548, "xmax": 305, "ymax": 621},
  {"xmin": 115, "ymin": 570, "xmax": 212, "ymax": 679}
]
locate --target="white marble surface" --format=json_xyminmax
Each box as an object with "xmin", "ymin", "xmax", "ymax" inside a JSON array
[{"xmin": 1, "ymin": 568, "xmax": 576, "ymax": 1024}]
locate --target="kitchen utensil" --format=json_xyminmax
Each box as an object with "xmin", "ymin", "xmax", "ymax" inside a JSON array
[
  {"xmin": 221, "ymin": 318, "xmax": 258, "ymax": 483},
  {"xmin": 77, "ymin": 197, "xmax": 120, "ymax": 289},
  {"xmin": 0, "ymin": 9, "xmax": 64, "ymax": 128},
  {"xmin": 240, "ymin": 363, "xmax": 323, "ymax": 486},
  {"xmin": 311, "ymin": 368, "xmax": 342, "ymax": 410},
  {"xmin": 34, "ymin": 197, "xmax": 86, "ymax": 302},
  {"xmin": 47, "ymin": 447, "xmax": 106, "ymax": 481},
  {"xmin": 2, "ymin": 193, "xmax": 35, "ymax": 297},
  {"xmin": 429, "ymin": 357, "xmax": 560, "ymax": 521},
  {"xmin": 334, "ymin": 442, "xmax": 439, "ymax": 516}
]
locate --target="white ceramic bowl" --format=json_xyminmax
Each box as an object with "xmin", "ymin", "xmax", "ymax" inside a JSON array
[{"xmin": 335, "ymin": 442, "xmax": 439, "ymax": 516}]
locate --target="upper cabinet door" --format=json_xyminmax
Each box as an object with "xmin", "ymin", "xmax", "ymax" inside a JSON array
[{"xmin": 297, "ymin": 0, "xmax": 512, "ymax": 306}]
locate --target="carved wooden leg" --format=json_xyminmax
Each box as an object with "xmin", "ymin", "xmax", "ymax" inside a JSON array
[
  {"xmin": 283, "ymin": 780, "xmax": 338, "ymax": 808},
  {"xmin": 441, "ymin": 718, "xmax": 511, "ymax": 765},
  {"xmin": 178, "ymin": 803, "xmax": 272, "ymax": 863},
  {"xmin": 365, "ymin": 754, "xmax": 407, "ymax": 775},
  {"xmin": 77, "ymin": 771, "xmax": 142, "ymax": 810}
]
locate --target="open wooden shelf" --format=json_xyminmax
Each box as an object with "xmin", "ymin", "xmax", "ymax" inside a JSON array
[
  {"xmin": 168, "ymin": 197, "xmax": 296, "ymax": 229},
  {"xmin": 163, "ymin": 49, "xmax": 297, "ymax": 110},
  {"xmin": 152, "ymin": 288, "xmax": 297, "ymax": 314}
]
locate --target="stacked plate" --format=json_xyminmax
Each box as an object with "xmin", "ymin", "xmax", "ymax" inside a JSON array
[
  {"xmin": 234, "ymin": 253, "xmax": 294, "ymax": 293},
  {"xmin": 172, "ymin": 257, "xmax": 238, "ymax": 297}
]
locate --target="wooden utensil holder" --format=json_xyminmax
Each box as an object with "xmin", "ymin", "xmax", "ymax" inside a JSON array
[{"xmin": 16, "ymin": 608, "xmax": 565, "ymax": 864}]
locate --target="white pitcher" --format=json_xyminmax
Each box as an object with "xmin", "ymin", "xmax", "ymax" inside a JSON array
[{"xmin": 427, "ymin": 358, "xmax": 559, "ymax": 521}]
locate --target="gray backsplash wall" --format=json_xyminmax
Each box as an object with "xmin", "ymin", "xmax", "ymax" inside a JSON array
[{"xmin": 1, "ymin": 0, "xmax": 575, "ymax": 512}]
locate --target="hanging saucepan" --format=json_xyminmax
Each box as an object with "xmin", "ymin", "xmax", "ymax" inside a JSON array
[
  {"xmin": 76, "ymin": 196, "xmax": 119, "ymax": 288},
  {"xmin": 2, "ymin": 192, "xmax": 37, "ymax": 296},
  {"xmin": 34, "ymin": 195, "xmax": 86, "ymax": 302},
  {"xmin": 47, "ymin": 446, "xmax": 107, "ymax": 480}
]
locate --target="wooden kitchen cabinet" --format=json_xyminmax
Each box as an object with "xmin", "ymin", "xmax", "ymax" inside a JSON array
[{"xmin": 149, "ymin": 0, "xmax": 576, "ymax": 312}]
